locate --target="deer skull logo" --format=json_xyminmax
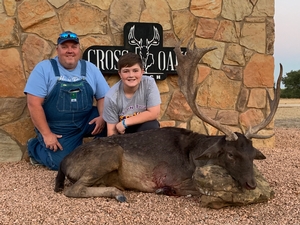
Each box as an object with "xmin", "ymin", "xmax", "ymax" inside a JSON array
[{"xmin": 128, "ymin": 25, "xmax": 160, "ymax": 72}]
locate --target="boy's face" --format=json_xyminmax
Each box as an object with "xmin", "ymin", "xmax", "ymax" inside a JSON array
[{"xmin": 119, "ymin": 63, "xmax": 144, "ymax": 89}]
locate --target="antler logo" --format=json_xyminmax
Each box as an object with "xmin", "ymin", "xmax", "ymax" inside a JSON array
[{"xmin": 128, "ymin": 25, "xmax": 160, "ymax": 72}]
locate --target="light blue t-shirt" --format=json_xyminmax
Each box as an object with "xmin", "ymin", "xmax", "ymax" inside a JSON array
[
  {"xmin": 24, "ymin": 56, "xmax": 109, "ymax": 100},
  {"xmin": 103, "ymin": 76, "xmax": 161, "ymax": 124}
]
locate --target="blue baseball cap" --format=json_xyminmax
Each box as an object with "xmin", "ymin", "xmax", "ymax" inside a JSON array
[{"xmin": 57, "ymin": 31, "xmax": 79, "ymax": 45}]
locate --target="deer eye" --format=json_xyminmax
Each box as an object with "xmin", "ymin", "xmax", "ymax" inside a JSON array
[{"xmin": 227, "ymin": 153, "xmax": 234, "ymax": 160}]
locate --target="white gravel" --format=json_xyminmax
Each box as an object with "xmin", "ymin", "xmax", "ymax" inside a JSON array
[{"xmin": 0, "ymin": 127, "xmax": 299, "ymax": 225}]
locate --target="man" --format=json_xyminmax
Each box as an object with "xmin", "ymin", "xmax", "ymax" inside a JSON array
[
  {"xmin": 103, "ymin": 52, "xmax": 161, "ymax": 136},
  {"xmin": 24, "ymin": 31, "xmax": 110, "ymax": 170}
]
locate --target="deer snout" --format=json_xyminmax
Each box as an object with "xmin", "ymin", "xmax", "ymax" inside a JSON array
[{"xmin": 245, "ymin": 180, "xmax": 257, "ymax": 190}]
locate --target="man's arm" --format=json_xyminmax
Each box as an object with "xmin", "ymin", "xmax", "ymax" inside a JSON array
[
  {"xmin": 27, "ymin": 94, "xmax": 63, "ymax": 151},
  {"xmin": 96, "ymin": 97, "xmax": 105, "ymax": 118},
  {"xmin": 89, "ymin": 97, "xmax": 106, "ymax": 135}
]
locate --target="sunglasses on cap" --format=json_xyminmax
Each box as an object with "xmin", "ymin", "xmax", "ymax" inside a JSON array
[
  {"xmin": 57, "ymin": 31, "xmax": 79, "ymax": 45},
  {"xmin": 60, "ymin": 31, "xmax": 78, "ymax": 39}
]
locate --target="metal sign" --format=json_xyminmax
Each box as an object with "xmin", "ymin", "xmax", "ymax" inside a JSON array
[{"xmin": 82, "ymin": 22, "xmax": 186, "ymax": 80}]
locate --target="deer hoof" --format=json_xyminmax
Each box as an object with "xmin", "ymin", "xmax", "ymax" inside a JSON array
[{"xmin": 116, "ymin": 195, "xmax": 127, "ymax": 202}]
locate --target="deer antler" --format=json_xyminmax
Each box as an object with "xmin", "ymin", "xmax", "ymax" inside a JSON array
[
  {"xmin": 174, "ymin": 40, "xmax": 238, "ymax": 141},
  {"xmin": 244, "ymin": 64, "xmax": 283, "ymax": 139},
  {"xmin": 146, "ymin": 26, "xmax": 160, "ymax": 49},
  {"xmin": 128, "ymin": 25, "xmax": 142, "ymax": 48}
]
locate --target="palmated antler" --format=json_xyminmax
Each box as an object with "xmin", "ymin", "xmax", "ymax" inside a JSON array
[
  {"xmin": 174, "ymin": 40, "xmax": 238, "ymax": 141},
  {"xmin": 244, "ymin": 64, "xmax": 283, "ymax": 139}
]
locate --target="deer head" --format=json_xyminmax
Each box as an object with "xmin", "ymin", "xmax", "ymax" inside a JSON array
[{"xmin": 174, "ymin": 40, "xmax": 282, "ymax": 141}]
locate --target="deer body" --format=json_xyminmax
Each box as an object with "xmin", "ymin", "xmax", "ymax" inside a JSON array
[{"xmin": 55, "ymin": 127, "xmax": 266, "ymax": 201}]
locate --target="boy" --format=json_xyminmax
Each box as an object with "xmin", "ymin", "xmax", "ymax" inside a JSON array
[{"xmin": 103, "ymin": 52, "xmax": 161, "ymax": 136}]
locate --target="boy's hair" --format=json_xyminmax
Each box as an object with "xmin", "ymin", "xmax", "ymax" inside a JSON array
[{"xmin": 118, "ymin": 52, "xmax": 144, "ymax": 71}]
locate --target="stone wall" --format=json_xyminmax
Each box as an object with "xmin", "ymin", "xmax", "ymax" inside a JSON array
[{"xmin": 0, "ymin": 0, "xmax": 275, "ymax": 162}]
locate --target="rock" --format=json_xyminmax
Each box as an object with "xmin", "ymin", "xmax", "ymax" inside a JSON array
[
  {"xmin": 0, "ymin": 131, "xmax": 23, "ymax": 162},
  {"xmin": 193, "ymin": 164, "xmax": 274, "ymax": 209}
]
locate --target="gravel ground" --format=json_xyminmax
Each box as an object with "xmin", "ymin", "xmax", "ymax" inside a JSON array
[
  {"xmin": 275, "ymin": 99, "xmax": 300, "ymax": 128},
  {"xmin": 0, "ymin": 102, "xmax": 299, "ymax": 224}
]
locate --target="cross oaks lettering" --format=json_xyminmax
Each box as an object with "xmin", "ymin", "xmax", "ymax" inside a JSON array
[{"xmin": 82, "ymin": 22, "xmax": 186, "ymax": 80}]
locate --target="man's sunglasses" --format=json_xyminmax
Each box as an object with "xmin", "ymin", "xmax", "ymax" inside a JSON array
[{"xmin": 59, "ymin": 32, "xmax": 78, "ymax": 39}]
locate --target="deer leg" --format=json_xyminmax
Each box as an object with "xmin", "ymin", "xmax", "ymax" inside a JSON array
[
  {"xmin": 64, "ymin": 181, "xmax": 127, "ymax": 202},
  {"xmin": 54, "ymin": 166, "xmax": 65, "ymax": 192},
  {"xmin": 63, "ymin": 145, "xmax": 127, "ymax": 202}
]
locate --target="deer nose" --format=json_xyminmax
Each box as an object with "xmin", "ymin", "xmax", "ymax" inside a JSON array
[{"xmin": 245, "ymin": 180, "xmax": 257, "ymax": 190}]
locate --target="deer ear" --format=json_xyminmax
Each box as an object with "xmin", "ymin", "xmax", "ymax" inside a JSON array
[
  {"xmin": 254, "ymin": 148, "xmax": 266, "ymax": 160},
  {"xmin": 195, "ymin": 138, "xmax": 224, "ymax": 160}
]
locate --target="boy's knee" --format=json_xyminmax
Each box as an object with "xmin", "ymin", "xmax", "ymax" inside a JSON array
[{"xmin": 140, "ymin": 120, "xmax": 160, "ymax": 130}]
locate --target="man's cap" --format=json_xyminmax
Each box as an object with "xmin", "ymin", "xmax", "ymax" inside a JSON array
[{"xmin": 57, "ymin": 31, "xmax": 79, "ymax": 45}]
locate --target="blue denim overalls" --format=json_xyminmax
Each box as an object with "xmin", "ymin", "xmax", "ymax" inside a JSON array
[{"xmin": 28, "ymin": 59, "xmax": 105, "ymax": 170}]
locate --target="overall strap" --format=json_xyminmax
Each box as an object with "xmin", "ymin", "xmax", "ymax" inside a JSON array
[
  {"xmin": 49, "ymin": 59, "xmax": 60, "ymax": 77},
  {"xmin": 50, "ymin": 59, "xmax": 86, "ymax": 77},
  {"xmin": 80, "ymin": 60, "xmax": 86, "ymax": 77}
]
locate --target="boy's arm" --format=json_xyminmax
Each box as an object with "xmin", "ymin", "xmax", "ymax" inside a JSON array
[
  {"xmin": 123, "ymin": 105, "xmax": 160, "ymax": 126},
  {"xmin": 114, "ymin": 104, "xmax": 160, "ymax": 135},
  {"xmin": 107, "ymin": 123, "xmax": 119, "ymax": 136}
]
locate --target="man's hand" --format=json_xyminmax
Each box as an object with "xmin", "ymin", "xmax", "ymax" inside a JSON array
[
  {"xmin": 43, "ymin": 133, "xmax": 63, "ymax": 152},
  {"xmin": 89, "ymin": 116, "xmax": 105, "ymax": 135}
]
